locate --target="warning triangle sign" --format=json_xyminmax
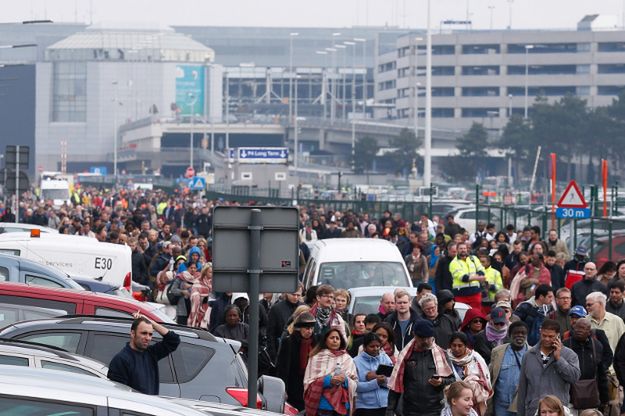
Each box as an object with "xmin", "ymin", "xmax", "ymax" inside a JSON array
[{"xmin": 557, "ymin": 180, "xmax": 587, "ymax": 208}]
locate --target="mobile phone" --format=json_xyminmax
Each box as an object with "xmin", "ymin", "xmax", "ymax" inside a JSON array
[{"xmin": 376, "ymin": 364, "xmax": 394, "ymax": 377}]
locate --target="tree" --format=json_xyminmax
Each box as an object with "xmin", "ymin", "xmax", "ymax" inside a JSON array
[
  {"xmin": 498, "ymin": 114, "xmax": 533, "ymax": 178},
  {"xmin": 454, "ymin": 122, "xmax": 489, "ymax": 179},
  {"xmin": 353, "ymin": 135, "xmax": 379, "ymax": 174},
  {"xmin": 387, "ymin": 128, "xmax": 422, "ymax": 177}
]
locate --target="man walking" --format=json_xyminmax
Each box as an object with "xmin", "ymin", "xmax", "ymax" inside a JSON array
[
  {"xmin": 449, "ymin": 242, "xmax": 486, "ymax": 310},
  {"xmin": 488, "ymin": 321, "xmax": 529, "ymax": 416},
  {"xmin": 517, "ymin": 319, "xmax": 580, "ymax": 416},
  {"xmin": 571, "ymin": 262, "xmax": 607, "ymax": 307},
  {"xmin": 108, "ymin": 313, "xmax": 180, "ymax": 395}
]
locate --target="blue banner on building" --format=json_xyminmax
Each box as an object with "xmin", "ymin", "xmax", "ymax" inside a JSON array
[{"xmin": 175, "ymin": 65, "xmax": 205, "ymax": 116}]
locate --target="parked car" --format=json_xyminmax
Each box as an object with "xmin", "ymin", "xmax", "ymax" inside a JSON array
[
  {"xmin": 0, "ymin": 338, "xmax": 108, "ymax": 377},
  {"xmin": 0, "ymin": 222, "xmax": 56, "ymax": 234},
  {"xmin": 447, "ymin": 207, "xmax": 500, "ymax": 234},
  {"xmin": 0, "ymin": 282, "xmax": 174, "ymax": 324},
  {"xmin": 0, "ymin": 315, "xmax": 289, "ymax": 413},
  {"xmin": 0, "ymin": 252, "xmax": 84, "ymax": 290},
  {"xmin": 302, "ymin": 238, "xmax": 412, "ymax": 289},
  {"xmin": 0, "ymin": 365, "xmax": 210, "ymax": 416},
  {"xmin": 347, "ymin": 286, "xmax": 471, "ymax": 322}
]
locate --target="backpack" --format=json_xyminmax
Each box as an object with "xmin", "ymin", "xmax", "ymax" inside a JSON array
[{"xmin": 166, "ymin": 281, "xmax": 181, "ymax": 305}]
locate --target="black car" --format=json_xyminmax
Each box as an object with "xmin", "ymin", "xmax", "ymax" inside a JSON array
[{"xmin": 0, "ymin": 316, "xmax": 289, "ymax": 413}]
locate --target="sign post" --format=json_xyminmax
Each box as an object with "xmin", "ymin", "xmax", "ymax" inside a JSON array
[
  {"xmin": 556, "ymin": 180, "xmax": 590, "ymax": 219},
  {"xmin": 212, "ymin": 206, "xmax": 299, "ymax": 409}
]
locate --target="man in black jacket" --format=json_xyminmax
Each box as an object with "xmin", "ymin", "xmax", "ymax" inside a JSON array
[
  {"xmin": 108, "ymin": 314, "xmax": 180, "ymax": 395},
  {"xmin": 195, "ymin": 206, "xmax": 212, "ymax": 238},
  {"xmin": 385, "ymin": 289, "xmax": 422, "ymax": 351},
  {"xmin": 435, "ymin": 242, "xmax": 457, "ymax": 292},
  {"xmin": 571, "ymin": 262, "xmax": 607, "ymax": 307},
  {"xmin": 267, "ymin": 284, "xmax": 304, "ymax": 359}
]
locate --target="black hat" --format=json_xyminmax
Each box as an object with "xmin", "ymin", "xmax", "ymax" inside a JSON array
[
  {"xmin": 294, "ymin": 312, "xmax": 316, "ymax": 328},
  {"xmin": 437, "ymin": 289, "xmax": 454, "ymax": 305},
  {"xmin": 412, "ymin": 319, "xmax": 434, "ymax": 338}
]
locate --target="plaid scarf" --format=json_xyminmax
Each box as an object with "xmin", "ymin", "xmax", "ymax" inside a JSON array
[
  {"xmin": 387, "ymin": 338, "xmax": 453, "ymax": 393},
  {"xmin": 303, "ymin": 349, "xmax": 357, "ymax": 416}
]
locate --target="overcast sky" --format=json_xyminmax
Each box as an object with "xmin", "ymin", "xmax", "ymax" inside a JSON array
[{"xmin": 5, "ymin": 0, "xmax": 625, "ymax": 30}]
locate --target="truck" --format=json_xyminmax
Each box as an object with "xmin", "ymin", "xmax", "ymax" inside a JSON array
[{"xmin": 39, "ymin": 171, "xmax": 71, "ymax": 207}]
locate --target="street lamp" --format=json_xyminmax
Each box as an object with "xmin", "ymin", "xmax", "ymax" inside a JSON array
[
  {"xmin": 524, "ymin": 44, "xmax": 534, "ymax": 119},
  {"xmin": 344, "ymin": 41, "xmax": 357, "ymax": 115},
  {"xmin": 187, "ymin": 92, "xmax": 197, "ymax": 171},
  {"xmin": 412, "ymin": 37, "xmax": 423, "ymax": 143},
  {"xmin": 424, "ymin": 0, "xmax": 433, "ymax": 187},
  {"xmin": 112, "ymin": 81, "xmax": 119, "ymax": 180},
  {"xmin": 288, "ymin": 32, "xmax": 299, "ymax": 123},
  {"xmin": 354, "ymin": 38, "xmax": 367, "ymax": 116}
]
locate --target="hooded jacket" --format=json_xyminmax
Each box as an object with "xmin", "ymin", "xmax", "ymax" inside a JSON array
[
  {"xmin": 353, "ymin": 350, "xmax": 393, "ymax": 409},
  {"xmin": 460, "ymin": 308, "xmax": 488, "ymax": 347},
  {"xmin": 513, "ymin": 297, "xmax": 553, "ymax": 346},
  {"xmin": 384, "ymin": 308, "xmax": 422, "ymax": 351}
]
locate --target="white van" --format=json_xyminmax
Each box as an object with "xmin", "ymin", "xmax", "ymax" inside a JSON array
[
  {"xmin": 0, "ymin": 232, "xmax": 132, "ymax": 287},
  {"xmin": 302, "ymin": 238, "xmax": 412, "ymax": 290}
]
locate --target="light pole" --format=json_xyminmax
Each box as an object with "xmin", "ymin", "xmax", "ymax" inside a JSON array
[
  {"xmin": 412, "ymin": 37, "xmax": 423, "ymax": 144},
  {"xmin": 524, "ymin": 44, "xmax": 534, "ymax": 119},
  {"xmin": 187, "ymin": 92, "xmax": 197, "ymax": 171},
  {"xmin": 344, "ymin": 41, "xmax": 356, "ymax": 116},
  {"xmin": 354, "ymin": 38, "xmax": 367, "ymax": 117},
  {"xmin": 294, "ymin": 75, "xmax": 299, "ymax": 170},
  {"xmin": 508, "ymin": 93, "xmax": 513, "ymax": 117},
  {"xmin": 326, "ymin": 47, "xmax": 338, "ymax": 122},
  {"xmin": 112, "ymin": 81, "xmax": 119, "ymax": 180},
  {"xmin": 335, "ymin": 43, "xmax": 347, "ymax": 120},
  {"xmin": 316, "ymin": 50, "xmax": 329, "ymax": 118},
  {"xmin": 507, "ymin": 0, "xmax": 514, "ymax": 29},
  {"xmin": 288, "ymin": 32, "xmax": 299, "ymax": 124},
  {"xmin": 424, "ymin": 0, "xmax": 433, "ymax": 187},
  {"xmin": 488, "ymin": 5, "xmax": 495, "ymax": 29}
]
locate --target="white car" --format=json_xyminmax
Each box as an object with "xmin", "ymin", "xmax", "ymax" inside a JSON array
[
  {"xmin": 448, "ymin": 207, "xmax": 499, "ymax": 235},
  {"xmin": 348, "ymin": 286, "xmax": 471, "ymax": 322}
]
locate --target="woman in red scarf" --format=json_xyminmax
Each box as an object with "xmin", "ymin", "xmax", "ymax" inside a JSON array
[
  {"xmin": 276, "ymin": 312, "xmax": 317, "ymax": 411},
  {"xmin": 304, "ymin": 328, "xmax": 357, "ymax": 416}
]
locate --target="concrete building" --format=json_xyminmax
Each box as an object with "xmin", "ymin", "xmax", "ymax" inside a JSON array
[
  {"xmin": 374, "ymin": 16, "xmax": 625, "ymax": 133},
  {"xmin": 34, "ymin": 23, "xmax": 217, "ymax": 173}
]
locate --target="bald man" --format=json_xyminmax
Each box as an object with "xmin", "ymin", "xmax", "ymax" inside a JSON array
[{"xmin": 571, "ymin": 262, "xmax": 608, "ymax": 307}]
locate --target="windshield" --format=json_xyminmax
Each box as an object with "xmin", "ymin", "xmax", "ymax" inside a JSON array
[
  {"xmin": 317, "ymin": 261, "xmax": 409, "ymax": 288},
  {"xmin": 352, "ymin": 296, "xmax": 384, "ymax": 315},
  {"xmin": 41, "ymin": 189, "xmax": 69, "ymax": 200}
]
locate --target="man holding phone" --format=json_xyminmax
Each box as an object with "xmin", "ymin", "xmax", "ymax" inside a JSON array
[
  {"xmin": 517, "ymin": 319, "xmax": 580, "ymax": 416},
  {"xmin": 385, "ymin": 320, "xmax": 455, "ymax": 416}
]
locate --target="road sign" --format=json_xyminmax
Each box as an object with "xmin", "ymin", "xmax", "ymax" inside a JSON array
[
  {"xmin": 557, "ymin": 180, "xmax": 587, "ymax": 208},
  {"xmin": 212, "ymin": 206, "xmax": 299, "ymax": 293},
  {"xmin": 556, "ymin": 207, "xmax": 591, "ymax": 219},
  {"xmin": 188, "ymin": 176, "xmax": 206, "ymax": 191},
  {"xmin": 237, "ymin": 147, "xmax": 288, "ymax": 164},
  {"xmin": 212, "ymin": 206, "xmax": 298, "ymax": 409}
]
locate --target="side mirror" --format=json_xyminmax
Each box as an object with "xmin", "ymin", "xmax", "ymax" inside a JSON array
[{"xmin": 257, "ymin": 375, "xmax": 286, "ymax": 413}]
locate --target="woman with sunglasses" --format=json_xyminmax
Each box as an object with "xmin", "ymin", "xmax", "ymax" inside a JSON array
[
  {"xmin": 472, "ymin": 307, "xmax": 510, "ymax": 365},
  {"xmin": 446, "ymin": 332, "xmax": 492, "ymax": 415}
]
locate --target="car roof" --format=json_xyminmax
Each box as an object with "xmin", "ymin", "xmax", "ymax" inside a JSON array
[
  {"xmin": 0, "ymin": 339, "xmax": 108, "ymax": 374},
  {"xmin": 0, "ymin": 282, "xmax": 172, "ymax": 322},
  {"xmin": 1, "ymin": 315, "xmax": 219, "ymax": 342},
  {"xmin": 0, "ymin": 365, "xmax": 207, "ymax": 415},
  {"xmin": 0, "ymin": 252, "xmax": 83, "ymax": 287},
  {"xmin": 348, "ymin": 286, "xmax": 417, "ymax": 297},
  {"xmin": 310, "ymin": 238, "xmax": 405, "ymax": 262},
  {"xmin": 0, "ymin": 223, "xmax": 56, "ymax": 233}
]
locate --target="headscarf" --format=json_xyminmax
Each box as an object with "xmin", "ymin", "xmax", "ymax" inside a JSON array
[
  {"xmin": 446, "ymin": 348, "xmax": 492, "ymax": 415},
  {"xmin": 429, "ymin": 244, "xmax": 440, "ymax": 269}
]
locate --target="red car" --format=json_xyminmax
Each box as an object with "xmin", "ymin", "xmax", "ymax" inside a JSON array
[{"xmin": 0, "ymin": 282, "xmax": 174, "ymax": 324}]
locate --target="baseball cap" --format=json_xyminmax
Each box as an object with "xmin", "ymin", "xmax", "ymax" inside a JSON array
[
  {"xmin": 495, "ymin": 300, "xmax": 512, "ymax": 310},
  {"xmin": 412, "ymin": 319, "xmax": 434, "ymax": 338},
  {"xmin": 575, "ymin": 245, "xmax": 588, "ymax": 256},
  {"xmin": 569, "ymin": 305, "xmax": 587, "ymax": 318},
  {"xmin": 490, "ymin": 307, "xmax": 507, "ymax": 324}
]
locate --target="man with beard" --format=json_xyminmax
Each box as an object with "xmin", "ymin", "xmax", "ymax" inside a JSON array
[
  {"xmin": 108, "ymin": 313, "xmax": 180, "ymax": 395},
  {"xmin": 385, "ymin": 320, "xmax": 455, "ymax": 416},
  {"xmin": 487, "ymin": 321, "xmax": 529, "ymax": 416},
  {"xmin": 552, "ymin": 287, "xmax": 572, "ymax": 337},
  {"xmin": 449, "ymin": 242, "xmax": 485, "ymax": 310},
  {"xmin": 435, "ymin": 242, "xmax": 457, "ymax": 292}
]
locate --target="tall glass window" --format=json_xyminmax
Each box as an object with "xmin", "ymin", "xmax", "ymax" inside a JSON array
[{"xmin": 52, "ymin": 62, "xmax": 87, "ymax": 122}]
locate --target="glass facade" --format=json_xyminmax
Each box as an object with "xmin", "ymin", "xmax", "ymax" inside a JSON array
[
  {"xmin": 462, "ymin": 87, "xmax": 500, "ymax": 97},
  {"xmin": 462, "ymin": 44, "xmax": 500, "ymax": 54},
  {"xmin": 507, "ymin": 65, "xmax": 577, "ymax": 75},
  {"xmin": 507, "ymin": 43, "xmax": 577, "ymax": 54},
  {"xmin": 462, "ymin": 66, "xmax": 500, "ymax": 76},
  {"xmin": 52, "ymin": 62, "xmax": 86, "ymax": 122},
  {"xmin": 507, "ymin": 86, "xmax": 577, "ymax": 96},
  {"xmin": 461, "ymin": 108, "xmax": 499, "ymax": 118}
]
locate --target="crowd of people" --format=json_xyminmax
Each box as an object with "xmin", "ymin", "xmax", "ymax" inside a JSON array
[{"xmin": 5, "ymin": 187, "xmax": 625, "ymax": 415}]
